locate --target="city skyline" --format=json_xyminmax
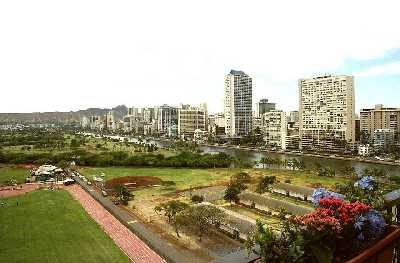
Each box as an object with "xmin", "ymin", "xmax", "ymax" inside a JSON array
[{"xmin": 1, "ymin": 0, "xmax": 400, "ymax": 114}]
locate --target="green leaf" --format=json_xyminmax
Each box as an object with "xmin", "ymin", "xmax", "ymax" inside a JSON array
[{"xmin": 311, "ymin": 244, "xmax": 334, "ymax": 263}]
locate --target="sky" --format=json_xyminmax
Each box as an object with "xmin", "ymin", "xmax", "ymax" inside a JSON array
[{"xmin": 0, "ymin": 0, "xmax": 399, "ymax": 114}]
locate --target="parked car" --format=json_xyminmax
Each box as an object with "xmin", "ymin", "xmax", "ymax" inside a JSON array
[
  {"xmin": 101, "ymin": 190, "xmax": 108, "ymax": 197},
  {"xmin": 64, "ymin": 178, "xmax": 75, "ymax": 186}
]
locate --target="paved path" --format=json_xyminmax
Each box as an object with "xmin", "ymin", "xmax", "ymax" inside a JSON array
[
  {"xmin": 66, "ymin": 184, "xmax": 167, "ymax": 263},
  {"xmin": 0, "ymin": 183, "xmax": 39, "ymax": 198}
]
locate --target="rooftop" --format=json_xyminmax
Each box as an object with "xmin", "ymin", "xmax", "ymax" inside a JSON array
[{"xmin": 229, "ymin": 70, "xmax": 247, "ymax": 76}]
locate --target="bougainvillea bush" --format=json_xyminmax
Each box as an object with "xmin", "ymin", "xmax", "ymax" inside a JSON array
[{"xmin": 247, "ymin": 188, "xmax": 387, "ymax": 263}]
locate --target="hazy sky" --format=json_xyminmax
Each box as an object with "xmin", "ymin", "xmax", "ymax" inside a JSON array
[{"xmin": 1, "ymin": 0, "xmax": 400, "ymax": 114}]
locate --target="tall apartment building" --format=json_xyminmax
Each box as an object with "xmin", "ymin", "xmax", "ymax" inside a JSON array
[
  {"xmin": 178, "ymin": 103, "xmax": 208, "ymax": 139},
  {"xmin": 142, "ymin": 107, "xmax": 154, "ymax": 123},
  {"xmin": 106, "ymin": 111, "xmax": 115, "ymax": 130},
  {"xmin": 374, "ymin": 129, "xmax": 395, "ymax": 151},
  {"xmin": 299, "ymin": 75, "xmax": 355, "ymax": 151},
  {"xmin": 360, "ymin": 104, "xmax": 400, "ymax": 142},
  {"xmin": 262, "ymin": 110, "xmax": 287, "ymax": 149},
  {"xmin": 224, "ymin": 70, "xmax": 252, "ymax": 137},
  {"xmin": 155, "ymin": 105, "xmax": 178, "ymax": 135},
  {"xmin": 208, "ymin": 113, "xmax": 225, "ymax": 136},
  {"xmin": 88, "ymin": 115, "xmax": 101, "ymax": 130},
  {"xmin": 256, "ymin": 99, "xmax": 276, "ymax": 117},
  {"xmin": 288, "ymin": 111, "xmax": 299, "ymax": 123}
]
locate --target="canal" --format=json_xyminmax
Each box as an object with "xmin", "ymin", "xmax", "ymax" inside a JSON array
[{"xmin": 198, "ymin": 145, "xmax": 400, "ymax": 177}]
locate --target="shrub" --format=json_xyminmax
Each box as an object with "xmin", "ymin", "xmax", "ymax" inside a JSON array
[
  {"xmin": 191, "ymin": 195, "xmax": 204, "ymax": 203},
  {"xmin": 233, "ymin": 171, "xmax": 251, "ymax": 183}
]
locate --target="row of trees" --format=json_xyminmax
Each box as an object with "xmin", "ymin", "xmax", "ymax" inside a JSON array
[
  {"xmin": 0, "ymin": 149, "xmax": 242, "ymax": 169},
  {"xmin": 223, "ymin": 172, "xmax": 277, "ymax": 204},
  {"xmin": 259, "ymin": 157, "xmax": 306, "ymax": 171}
]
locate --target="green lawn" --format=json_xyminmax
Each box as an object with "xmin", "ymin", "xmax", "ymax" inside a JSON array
[
  {"xmin": 0, "ymin": 166, "xmax": 28, "ymax": 184},
  {"xmin": 0, "ymin": 190, "xmax": 132, "ymax": 263},
  {"xmin": 79, "ymin": 167, "xmax": 236, "ymax": 191},
  {"xmin": 252, "ymin": 169, "xmax": 349, "ymax": 190}
]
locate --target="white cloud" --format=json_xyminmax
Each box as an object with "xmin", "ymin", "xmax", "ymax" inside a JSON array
[
  {"xmin": 0, "ymin": 0, "xmax": 400, "ymax": 113},
  {"xmin": 354, "ymin": 62, "xmax": 400, "ymax": 77}
]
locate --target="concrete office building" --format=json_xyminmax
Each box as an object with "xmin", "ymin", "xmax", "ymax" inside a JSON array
[
  {"xmin": 299, "ymin": 75, "xmax": 355, "ymax": 151},
  {"xmin": 288, "ymin": 111, "xmax": 300, "ymax": 123},
  {"xmin": 360, "ymin": 104, "xmax": 400, "ymax": 143},
  {"xmin": 208, "ymin": 113, "xmax": 225, "ymax": 136},
  {"xmin": 88, "ymin": 116, "xmax": 102, "ymax": 130},
  {"xmin": 224, "ymin": 70, "xmax": 253, "ymax": 137},
  {"xmin": 256, "ymin": 99, "xmax": 276, "ymax": 117},
  {"xmin": 106, "ymin": 111, "xmax": 115, "ymax": 130},
  {"xmin": 155, "ymin": 105, "xmax": 178, "ymax": 135},
  {"xmin": 178, "ymin": 103, "xmax": 208, "ymax": 139},
  {"xmin": 374, "ymin": 129, "xmax": 395, "ymax": 151},
  {"xmin": 262, "ymin": 110, "xmax": 287, "ymax": 149}
]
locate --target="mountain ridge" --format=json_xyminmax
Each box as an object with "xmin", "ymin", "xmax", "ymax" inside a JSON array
[{"xmin": 0, "ymin": 105, "xmax": 128, "ymax": 124}]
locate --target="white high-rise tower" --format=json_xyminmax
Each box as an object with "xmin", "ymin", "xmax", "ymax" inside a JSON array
[{"xmin": 224, "ymin": 70, "xmax": 253, "ymax": 137}]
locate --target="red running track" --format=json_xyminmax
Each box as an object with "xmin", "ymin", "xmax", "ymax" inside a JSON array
[{"xmin": 66, "ymin": 184, "xmax": 167, "ymax": 263}]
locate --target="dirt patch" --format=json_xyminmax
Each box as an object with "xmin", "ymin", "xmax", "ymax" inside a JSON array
[
  {"xmin": 105, "ymin": 176, "xmax": 163, "ymax": 190},
  {"xmin": 0, "ymin": 184, "xmax": 39, "ymax": 198}
]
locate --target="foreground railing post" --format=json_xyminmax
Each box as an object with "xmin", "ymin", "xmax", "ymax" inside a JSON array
[{"xmin": 384, "ymin": 190, "xmax": 400, "ymax": 263}]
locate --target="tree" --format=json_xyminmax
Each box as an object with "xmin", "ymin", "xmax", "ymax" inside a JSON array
[
  {"xmin": 363, "ymin": 168, "xmax": 387, "ymax": 178},
  {"xmin": 340, "ymin": 166, "xmax": 357, "ymax": 178},
  {"xmin": 191, "ymin": 195, "xmax": 204, "ymax": 203},
  {"xmin": 317, "ymin": 167, "xmax": 335, "ymax": 177},
  {"xmin": 70, "ymin": 139, "xmax": 81, "ymax": 148},
  {"xmin": 233, "ymin": 171, "xmax": 251, "ymax": 184},
  {"xmin": 360, "ymin": 130, "xmax": 371, "ymax": 144},
  {"xmin": 6, "ymin": 177, "xmax": 17, "ymax": 186},
  {"xmin": 224, "ymin": 183, "xmax": 242, "ymax": 203},
  {"xmin": 246, "ymin": 219, "xmax": 304, "ymax": 263},
  {"xmin": 154, "ymin": 200, "xmax": 189, "ymax": 237},
  {"xmin": 256, "ymin": 176, "xmax": 276, "ymax": 194},
  {"xmin": 114, "ymin": 184, "xmax": 134, "ymax": 205},
  {"xmin": 224, "ymin": 174, "xmax": 248, "ymax": 203},
  {"xmin": 176, "ymin": 204, "xmax": 226, "ymax": 241}
]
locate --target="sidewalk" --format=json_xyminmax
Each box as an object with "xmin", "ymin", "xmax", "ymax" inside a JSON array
[{"xmin": 66, "ymin": 184, "xmax": 166, "ymax": 263}]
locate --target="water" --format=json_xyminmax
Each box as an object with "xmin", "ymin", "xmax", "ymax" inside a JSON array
[{"xmin": 198, "ymin": 145, "xmax": 400, "ymax": 177}]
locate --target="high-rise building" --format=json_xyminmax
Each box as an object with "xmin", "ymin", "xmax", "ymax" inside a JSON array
[
  {"xmin": 262, "ymin": 110, "xmax": 287, "ymax": 149},
  {"xmin": 224, "ymin": 70, "xmax": 253, "ymax": 137},
  {"xmin": 299, "ymin": 74, "xmax": 355, "ymax": 151},
  {"xmin": 143, "ymin": 107, "xmax": 154, "ymax": 123},
  {"xmin": 178, "ymin": 103, "xmax": 208, "ymax": 139},
  {"xmin": 287, "ymin": 111, "xmax": 299, "ymax": 123},
  {"xmin": 106, "ymin": 111, "xmax": 115, "ymax": 130},
  {"xmin": 256, "ymin": 99, "xmax": 276, "ymax": 117},
  {"xmin": 155, "ymin": 105, "xmax": 178, "ymax": 134},
  {"xmin": 88, "ymin": 115, "xmax": 101, "ymax": 130},
  {"xmin": 360, "ymin": 104, "xmax": 400, "ymax": 143},
  {"xmin": 208, "ymin": 113, "xmax": 225, "ymax": 136},
  {"xmin": 374, "ymin": 129, "xmax": 395, "ymax": 151},
  {"xmin": 128, "ymin": 107, "xmax": 139, "ymax": 117}
]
